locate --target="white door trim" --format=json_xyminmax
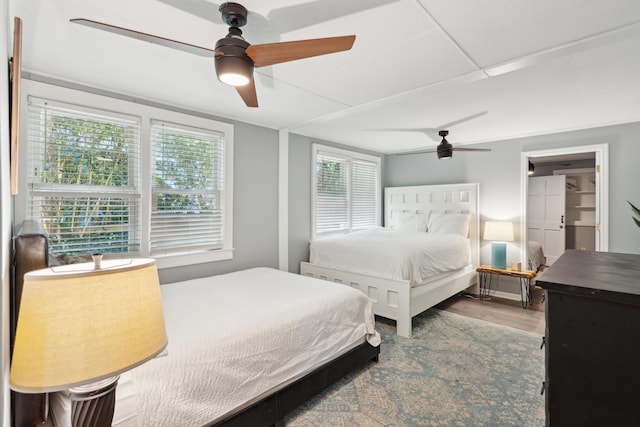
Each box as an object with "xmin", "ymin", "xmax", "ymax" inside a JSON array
[{"xmin": 520, "ymin": 143, "xmax": 609, "ymax": 267}]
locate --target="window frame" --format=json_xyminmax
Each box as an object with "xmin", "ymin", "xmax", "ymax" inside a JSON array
[
  {"xmin": 17, "ymin": 80, "xmax": 234, "ymax": 270},
  {"xmin": 311, "ymin": 143, "xmax": 381, "ymax": 239}
]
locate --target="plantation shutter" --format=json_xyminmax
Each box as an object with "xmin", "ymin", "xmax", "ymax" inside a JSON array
[
  {"xmin": 26, "ymin": 97, "xmax": 142, "ymax": 257},
  {"xmin": 351, "ymin": 158, "xmax": 378, "ymax": 230},
  {"xmin": 150, "ymin": 120, "xmax": 225, "ymax": 256}
]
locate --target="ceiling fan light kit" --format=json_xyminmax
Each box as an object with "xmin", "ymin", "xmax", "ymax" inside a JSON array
[
  {"xmin": 214, "ymin": 31, "xmax": 252, "ymax": 86},
  {"xmin": 71, "ymin": 2, "xmax": 356, "ymax": 108}
]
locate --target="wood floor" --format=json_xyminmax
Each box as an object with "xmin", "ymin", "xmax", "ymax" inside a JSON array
[{"xmin": 436, "ymin": 286, "xmax": 546, "ymax": 336}]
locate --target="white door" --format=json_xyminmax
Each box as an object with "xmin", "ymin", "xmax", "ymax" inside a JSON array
[{"xmin": 528, "ymin": 175, "xmax": 566, "ymax": 266}]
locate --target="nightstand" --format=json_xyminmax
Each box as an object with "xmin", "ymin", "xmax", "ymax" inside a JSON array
[{"xmin": 476, "ymin": 265, "xmax": 536, "ymax": 308}]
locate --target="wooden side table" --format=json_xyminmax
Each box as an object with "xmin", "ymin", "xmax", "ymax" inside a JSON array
[{"xmin": 476, "ymin": 265, "xmax": 537, "ymax": 308}]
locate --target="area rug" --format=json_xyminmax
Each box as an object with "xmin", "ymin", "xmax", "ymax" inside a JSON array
[{"xmin": 286, "ymin": 309, "xmax": 545, "ymax": 426}]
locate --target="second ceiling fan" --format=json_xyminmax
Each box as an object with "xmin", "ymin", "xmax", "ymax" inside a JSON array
[
  {"xmin": 382, "ymin": 112, "xmax": 492, "ymax": 159},
  {"xmin": 71, "ymin": 2, "xmax": 356, "ymax": 107},
  {"xmin": 413, "ymin": 130, "xmax": 491, "ymax": 159}
]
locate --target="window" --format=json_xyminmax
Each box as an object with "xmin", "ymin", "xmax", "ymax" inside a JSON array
[
  {"xmin": 312, "ymin": 144, "xmax": 381, "ymax": 236},
  {"xmin": 150, "ymin": 121, "xmax": 226, "ymax": 256},
  {"xmin": 21, "ymin": 82, "xmax": 234, "ymax": 269},
  {"xmin": 26, "ymin": 98, "xmax": 142, "ymax": 257}
]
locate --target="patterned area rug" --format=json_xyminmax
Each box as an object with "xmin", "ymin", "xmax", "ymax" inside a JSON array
[{"xmin": 286, "ymin": 309, "xmax": 545, "ymax": 426}]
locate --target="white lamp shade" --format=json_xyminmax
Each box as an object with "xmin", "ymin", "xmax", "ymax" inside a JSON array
[
  {"xmin": 10, "ymin": 258, "xmax": 167, "ymax": 393},
  {"xmin": 483, "ymin": 221, "xmax": 515, "ymax": 242}
]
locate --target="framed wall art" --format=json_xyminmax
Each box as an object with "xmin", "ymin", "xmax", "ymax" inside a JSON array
[{"xmin": 10, "ymin": 16, "xmax": 22, "ymax": 195}]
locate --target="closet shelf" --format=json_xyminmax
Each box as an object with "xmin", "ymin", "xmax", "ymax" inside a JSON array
[{"xmin": 568, "ymin": 221, "xmax": 596, "ymax": 226}]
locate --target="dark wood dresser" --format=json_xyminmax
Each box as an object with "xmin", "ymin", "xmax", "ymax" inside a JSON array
[{"xmin": 537, "ymin": 249, "xmax": 640, "ymax": 427}]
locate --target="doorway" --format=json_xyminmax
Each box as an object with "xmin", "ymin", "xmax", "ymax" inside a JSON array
[{"xmin": 520, "ymin": 144, "xmax": 609, "ymax": 268}]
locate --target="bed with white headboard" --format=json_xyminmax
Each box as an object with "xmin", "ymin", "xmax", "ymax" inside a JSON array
[{"xmin": 301, "ymin": 183, "xmax": 480, "ymax": 338}]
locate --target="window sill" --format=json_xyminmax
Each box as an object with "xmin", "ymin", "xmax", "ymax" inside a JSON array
[{"xmin": 154, "ymin": 248, "xmax": 234, "ymax": 270}]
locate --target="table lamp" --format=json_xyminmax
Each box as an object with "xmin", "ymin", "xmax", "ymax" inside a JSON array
[
  {"xmin": 484, "ymin": 221, "xmax": 515, "ymax": 269},
  {"xmin": 10, "ymin": 257, "xmax": 167, "ymax": 427}
]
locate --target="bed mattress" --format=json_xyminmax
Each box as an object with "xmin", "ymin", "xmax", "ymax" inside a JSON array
[
  {"xmin": 129, "ymin": 267, "xmax": 380, "ymax": 427},
  {"xmin": 310, "ymin": 228, "xmax": 471, "ymax": 285}
]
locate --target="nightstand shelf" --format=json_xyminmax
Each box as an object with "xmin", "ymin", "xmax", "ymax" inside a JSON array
[{"xmin": 476, "ymin": 265, "xmax": 536, "ymax": 308}]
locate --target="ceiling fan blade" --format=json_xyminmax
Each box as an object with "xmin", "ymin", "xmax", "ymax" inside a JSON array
[
  {"xmin": 246, "ymin": 35, "xmax": 356, "ymax": 67},
  {"xmin": 391, "ymin": 147, "xmax": 491, "ymax": 156},
  {"xmin": 369, "ymin": 127, "xmax": 441, "ymax": 141},
  {"xmin": 235, "ymin": 78, "xmax": 258, "ymax": 108},
  {"xmin": 371, "ymin": 128, "xmax": 435, "ymax": 134},
  {"xmin": 70, "ymin": 18, "xmax": 220, "ymax": 57},
  {"xmin": 437, "ymin": 111, "xmax": 488, "ymax": 130},
  {"xmin": 389, "ymin": 148, "xmax": 438, "ymax": 156},
  {"xmin": 451, "ymin": 147, "xmax": 492, "ymax": 152}
]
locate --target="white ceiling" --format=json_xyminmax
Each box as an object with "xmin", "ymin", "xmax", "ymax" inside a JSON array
[{"xmin": 11, "ymin": 0, "xmax": 640, "ymax": 154}]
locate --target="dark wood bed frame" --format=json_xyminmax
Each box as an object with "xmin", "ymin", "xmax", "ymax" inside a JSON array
[
  {"xmin": 214, "ymin": 342, "xmax": 379, "ymax": 427},
  {"xmin": 10, "ymin": 220, "xmax": 380, "ymax": 427}
]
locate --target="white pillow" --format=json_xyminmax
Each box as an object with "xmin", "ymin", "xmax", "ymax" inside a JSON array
[
  {"xmin": 396, "ymin": 212, "xmax": 429, "ymax": 232},
  {"xmin": 428, "ymin": 212, "xmax": 470, "ymax": 236}
]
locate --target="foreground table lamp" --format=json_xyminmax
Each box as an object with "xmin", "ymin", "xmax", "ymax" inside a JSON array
[
  {"xmin": 484, "ymin": 221, "xmax": 515, "ymax": 269},
  {"xmin": 10, "ymin": 257, "xmax": 167, "ymax": 427}
]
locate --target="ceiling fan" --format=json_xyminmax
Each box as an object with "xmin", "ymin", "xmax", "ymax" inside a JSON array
[
  {"xmin": 428, "ymin": 130, "xmax": 491, "ymax": 159},
  {"xmin": 392, "ymin": 130, "xmax": 491, "ymax": 159},
  {"xmin": 373, "ymin": 111, "xmax": 488, "ymax": 142},
  {"xmin": 70, "ymin": 2, "xmax": 356, "ymax": 107}
]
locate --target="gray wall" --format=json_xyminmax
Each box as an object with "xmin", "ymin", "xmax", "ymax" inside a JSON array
[
  {"xmin": 288, "ymin": 134, "xmax": 313, "ymax": 273},
  {"xmin": 287, "ymin": 135, "xmax": 385, "ymax": 274},
  {"xmin": 384, "ymin": 121, "xmax": 640, "ymax": 294}
]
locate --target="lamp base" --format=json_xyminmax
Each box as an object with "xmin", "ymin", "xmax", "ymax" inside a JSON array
[
  {"xmin": 69, "ymin": 376, "xmax": 119, "ymax": 427},
  {"xmin": 491, "ymin": 242, "xmax": 507, "ymax": 269}
]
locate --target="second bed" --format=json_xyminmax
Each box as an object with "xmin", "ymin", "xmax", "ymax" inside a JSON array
[{"xmin": 301, "ymin": 183, "xmax": 480, "ymax": 338}]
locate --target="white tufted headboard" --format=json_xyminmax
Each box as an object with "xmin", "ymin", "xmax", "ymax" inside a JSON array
[{"xmin": 384, "ymin": 183, "xmax": 480, "ymax": 268}]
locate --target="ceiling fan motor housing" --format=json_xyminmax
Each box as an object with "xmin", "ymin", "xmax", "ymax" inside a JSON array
[
  {"xmin": 214, "ymin": 34, "xmax": 254, "ymax": 85},
  {"xmin": 437, "ymin": 138, "xmax": 453, "ymax": 159}
]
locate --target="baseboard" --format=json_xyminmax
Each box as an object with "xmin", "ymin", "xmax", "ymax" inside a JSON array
[{"xmin": 490, "ymin": 290, "xmax": 522, "ymax": 302}]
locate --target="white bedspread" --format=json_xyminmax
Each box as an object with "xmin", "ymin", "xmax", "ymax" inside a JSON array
[
  {"xmin": 130, "ymin": 267, "xmax": 379, "ymax": 427},
  {"xmin": 310, "ymin": 228, "xmax": 471, "ymax": 285}
]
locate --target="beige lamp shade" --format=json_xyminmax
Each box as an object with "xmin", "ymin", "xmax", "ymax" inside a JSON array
[
  {"xmin": 10, "ymin": 258, "xmax": 167, "ymax": 393},
  {"xmin": 483, "ymin": 221, "xmax": 515, "ymax": 242}
]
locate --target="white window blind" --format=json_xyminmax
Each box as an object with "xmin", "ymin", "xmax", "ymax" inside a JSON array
[
  {"xmin": 150, "ymin": 120, "xmax": 226, "ymax": 256},
  {"xmin": 316, "ymin": 152, "xmax": 350, "ymax": 233},
  {"xmin": 313, "ymin": 145, "xmax": 380, "ymax": 235},
  {"xmin": 351, "ymin": 158, "xmax": 378, "ymax": 229},
  {"xmin": 26, "ymin": 97, "xmax": 141, "ymax": 258}
]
